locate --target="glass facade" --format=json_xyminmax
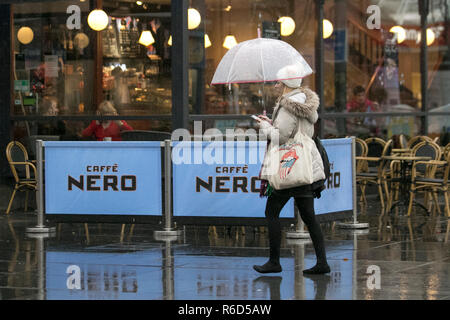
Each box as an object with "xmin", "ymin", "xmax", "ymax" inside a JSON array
[{"xmin": 4, "ymin": 0, "xmax": 450, "ymax": 150}]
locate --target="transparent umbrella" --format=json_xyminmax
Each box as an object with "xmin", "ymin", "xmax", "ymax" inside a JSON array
[{"xmin": 211, "ymin": 38, "xmax": 313, "ymax": 85}]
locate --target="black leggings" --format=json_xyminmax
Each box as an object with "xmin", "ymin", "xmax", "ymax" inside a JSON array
[{"xmin": 265, "ymin": 191, "xmax": 328, "ymax": 265}]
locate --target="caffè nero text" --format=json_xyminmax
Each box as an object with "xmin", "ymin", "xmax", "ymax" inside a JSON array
[
  {"xmin": 195, "ymin": 166, "xmax": 341, "ymax": 193},
  {"xmin": 68, "ymin": 164, "xmax": 136, "ymax": 191}
]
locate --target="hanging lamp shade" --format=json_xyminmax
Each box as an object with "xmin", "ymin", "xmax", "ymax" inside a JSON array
[
  {"xmin": 87, "ymin": 9, "xmax": 108, "ymax": 31},
  {"xmin": 188, "ymin": 8, "xmax": 201, "ymax": 30},
  {"xmin": 139, "ymin": 30, "xmax": 155, "ymax": 46},
  {"xmin": 389, "ymin": 26, "xmax": 406, "ymax": 43},
  {"xmin": 426, "ymin": 28, "xmax": 435, "ymax": 46},
  {"xmin": 223, "ymin": 35, "xmax": 237, "ymax": 49},
  {"xmin": 417, "ymin": 28, "xmax": 436, "ymax": 46},
  {"xmin": 278, "ymin": 16, "xmax": 295, "ymax": 37},
  {"xmin": 204, "ymin": 34, "xmax": 212, "ymax": 48},
  {"xmin": 323, "ymin": 19, "xmax": 333, "ymax": 39},
  {"xmin": 17, "ymin": 26, "xmax": 34, "ymax": 44}
]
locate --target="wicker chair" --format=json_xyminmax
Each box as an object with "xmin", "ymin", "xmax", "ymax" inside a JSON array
[
  {"xmin": 408, "ymin": 147, "xmax": 449, "ymax": 217},
  {"xmin": 355, "ymin": 138, "xmax": 368, "ymax": 174},
  {"xmin": 5, "ymin": 141, "xmax": 37, "ymax": 214},
  {"xmin": 356, "ymin": 138, "xmax": 392, "ymax": 208},
  {"xmin": 407, "ymin": 135, "xmax": 432, "ymax": 149}
]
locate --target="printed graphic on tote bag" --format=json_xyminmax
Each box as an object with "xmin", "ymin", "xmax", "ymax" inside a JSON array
[{"xmin": 279, "ymin": 143, "xmax": 302, "ymax": 179}]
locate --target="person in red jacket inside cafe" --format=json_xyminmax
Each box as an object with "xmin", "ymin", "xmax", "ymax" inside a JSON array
[{"xmin": 82, "ymin": 100, "xmax": 133, "ymax": 141}]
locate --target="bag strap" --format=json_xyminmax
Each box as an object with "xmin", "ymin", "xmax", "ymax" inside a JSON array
[
  {"xmin": 272, "ymin": 89, "xmax": 303, "ymax": 121},
  {"xmin": 272, "ymin": 89, "xmax": 303, "ymax": 140}
]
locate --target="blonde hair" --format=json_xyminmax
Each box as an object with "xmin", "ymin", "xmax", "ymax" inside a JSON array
[{"xmin": 97, "ymin": 100, "xmax": 117, "ymax": 115}]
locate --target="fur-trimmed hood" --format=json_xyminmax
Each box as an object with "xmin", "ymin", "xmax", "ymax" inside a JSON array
[{"xmin": 277, "ymin": 87, "xmax": 320, "ymax": 124}]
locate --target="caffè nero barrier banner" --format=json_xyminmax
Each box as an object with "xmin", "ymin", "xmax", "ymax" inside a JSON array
[{"xmin": 43, "ymin": 139, "xmax": 353, "ymax": 217}]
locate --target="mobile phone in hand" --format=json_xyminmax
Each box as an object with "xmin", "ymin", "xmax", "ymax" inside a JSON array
[{"xmin": 251, "ymin": 115, "xmax": 261, "ymax": 121}]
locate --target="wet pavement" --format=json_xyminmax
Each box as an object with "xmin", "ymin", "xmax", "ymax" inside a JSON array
[{"xmin": 0, "ymin": 197, "xmax": 449, "ymax": 300}]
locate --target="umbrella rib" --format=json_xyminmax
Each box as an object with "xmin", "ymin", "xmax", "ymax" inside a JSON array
[
  {"xmin": 260, "ymin": 40, "xmax": 266, "ymax": 81},
  {"xmin": 226, "ymin": 41, "xmax": 248, "ymax": 84}
]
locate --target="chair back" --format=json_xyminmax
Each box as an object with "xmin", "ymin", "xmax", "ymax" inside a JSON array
[
  {"xmin": 365, "ymin": 137, "xmax": 386, "ymax": 158},
  {"xmin": 379, "ymin": 139, "xmax": 393, "ymax": 174},
  {"xmin": 121, "ymin": 130, "xmax": 172, "ymax": 141},
  {"xmin": 355, "ymin": 138, "xmax": 367, "ymax": 157},
  {"xmin": 365, "ymin": 137, "xmax": 386, "ymax": 169},
  {"xmin": 6, "ymin": 141, "xmax": 31, "ymax": 182},
  {"xmin": 381, "ymin": 139, "xmax": 393, "ymax": 157},
  {"xmin": 442, "ymin": 143, "xmax": 450, "ymax": 161},
  {"xmin": 407, "ymin": 135, "xmax": 432, "ymax": 149},
  {"xmin": 355, "ymin": 138, "xmax": 368, "ymax": 173},
  {"xmin": 411, "ymin": 140, "xmax": 442, "ymax": 176}
]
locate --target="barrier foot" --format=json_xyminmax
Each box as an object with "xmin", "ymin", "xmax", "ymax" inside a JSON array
[
  {"xmin": 26, "ymin": 231, "xmax": 56, "ymax": 239},
  {"xmin": 336, "ymin": 222, "xmax": 369, "ymax": 229},
  {"xmin": 154, "ymin": 229, "xmax": 183, "ymax": 241},
  {"xmin": 26, "ymin": 226, "xmax": 56, "ymax": 233},
  {"xmin": 285, "ymin": 231, "xmax": 310, "ymax": 239}
]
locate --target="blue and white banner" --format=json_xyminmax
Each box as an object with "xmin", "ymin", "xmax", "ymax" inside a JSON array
[
  {"xmin": 172, "ymin": 139, "xmax": 353, "ymax": 217},
  {"xmin": 44, "ymin": 141, "xmax": 162, "ymax": 215},
  {"xmin": 315, "ymin": 138, "xmax": 353, "ymax": 214},
  {"xmin": 172, "ymin": 141, "xmax": 295, "ymax": 218}
]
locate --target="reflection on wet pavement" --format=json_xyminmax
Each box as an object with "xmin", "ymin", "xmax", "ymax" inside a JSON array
[{"xmin": 0, "ymin": 198, "xmax": 449, "ymax": 300}]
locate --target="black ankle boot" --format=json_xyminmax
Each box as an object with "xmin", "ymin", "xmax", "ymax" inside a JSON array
[
  {"xmin": 302, "ymin": 263, "xmax": 330, "ymax": 275},
  {"xmin": 253, "ymin": 261, "xmax": 282, "ymax": 274}
]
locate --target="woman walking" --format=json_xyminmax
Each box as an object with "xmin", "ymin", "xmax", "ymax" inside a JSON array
[{"xmin": 254, "ymin": 65, "xmax": 330, "ymax": 275}]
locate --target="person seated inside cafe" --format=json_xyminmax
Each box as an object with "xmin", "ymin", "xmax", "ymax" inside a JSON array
[
  {"xmin": 346, "ymin": 85, "xmax": 380, "ymax": 135},
  {"xmin": 37, "ymin": 95, "xmax": 67, "ymax": 136},
  {"xmin": 82, "ymin": 100, "xmax": 133, "ymax": 141}
]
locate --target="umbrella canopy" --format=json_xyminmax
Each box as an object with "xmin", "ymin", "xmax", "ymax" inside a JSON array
[{"xmin": 211, "ymin": 38, "xmax": 313, "ymax": 85}]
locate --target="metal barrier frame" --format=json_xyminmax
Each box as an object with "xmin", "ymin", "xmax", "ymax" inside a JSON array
[{"xmin": 27, "ymin": 138, "xmax": 363, "ymax": 236}]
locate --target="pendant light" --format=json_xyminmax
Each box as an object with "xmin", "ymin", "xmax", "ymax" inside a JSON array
[
  {"xmin": 223, "ymin": 35, "xmax": 237, "ymax": 49},
  {"xmin": 323, "ymin": 19, "xmax": 334, "ymax": 39},
  {"xmin": 17, "ymin": 26, "xmax": 34, "ymax": 44},
  {"xmin": 204, "ymin": 34, "xmax": 212, "ymax": 48},
  {"xmin": 278, "ymin": 16, "xmax": 295, "ymax": 37},
  {"xmin": 87, "ymin": 9, "xmax": 108, "ymax": 31},
  {"xmin": 389, "ymin": 25, "xmax": 406, "ymax": 44},
  {"xmin": 223, "ymin": 1, "xmax": 237, "ymax": 49},
  {"xmin": 188, "ymin": 8, "xmax": 201, "ymax": 30},
  {"xmin": 416, "ymin": 28, "xmax": 435, "ymax": 46},
  {"xmin": 139, "ymin": 23, "xmax": 155, "ymax": 46}
]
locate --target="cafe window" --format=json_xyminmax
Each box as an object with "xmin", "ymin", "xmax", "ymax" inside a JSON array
[
  {"xmin": 11, "ymin": 0, "xmax": 172, "ymax": 141},
  {"xmin": 427, "ymin": 0, "xmax": 450, "ymax": 137},
  {"xmin": 322, "ymin": 0, "xmax": 450, "ymax": 140},
  {"xmin": 191, "ymin": 0, "xmax": 317, "ymax": 132}
]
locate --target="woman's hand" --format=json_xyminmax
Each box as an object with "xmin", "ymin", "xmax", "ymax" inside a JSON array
[{"xmin": 258, "ymin": 115, "xmax": 272, "ymax": 124}]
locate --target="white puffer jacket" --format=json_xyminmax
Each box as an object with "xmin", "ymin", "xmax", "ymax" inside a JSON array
[{"xmin": 259, "ymin": 87, "xmax": 325, "ymax": 184}]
